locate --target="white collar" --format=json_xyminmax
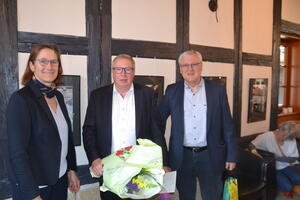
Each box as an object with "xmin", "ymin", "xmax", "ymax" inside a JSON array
[{"xmin": 113, "ymin": 83, "xmax": 134, "ymax": 95}]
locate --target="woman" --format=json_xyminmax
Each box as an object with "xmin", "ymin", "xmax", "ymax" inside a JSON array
[
  {"xmin": 6, "ymin": 43, "xmax": 80, "ymax": 200},
  {"xmin": 249, "ymin": 121, "xmax": 300, "ymax": 199}
]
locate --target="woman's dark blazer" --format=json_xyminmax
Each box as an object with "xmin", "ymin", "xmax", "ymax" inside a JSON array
[{"xmin": 6, "ymin": 80, "xmax": 77, "ymax": 200}]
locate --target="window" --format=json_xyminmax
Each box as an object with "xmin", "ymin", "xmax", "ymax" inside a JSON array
[
  {"xmin": 278, "ymin": 34, "xmax": 300, "ymax": 123},
  {"xmin": 278, "ymin": 45, "xmax": 287, "ymax": 107}
]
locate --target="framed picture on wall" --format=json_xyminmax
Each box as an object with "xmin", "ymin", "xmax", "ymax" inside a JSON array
[
  {"xmin": 134, "ymin": 75, "xmax": 164, "ymax": 104},
  {"xmin": 57, "ymin": 75, "xmax": 81, "ymax": 146},
  {"xmin": 247, "ymin": 78, "xmax": 268, "ymax": 123},
  {"xmin": 203, "ymin": 76, "xmax": 227, "ymax": 87}
]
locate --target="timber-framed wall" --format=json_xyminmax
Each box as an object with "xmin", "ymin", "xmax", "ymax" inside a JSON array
[{"xmin": 0, "ymin": 0, "xmax": 287, "ymax": 198}]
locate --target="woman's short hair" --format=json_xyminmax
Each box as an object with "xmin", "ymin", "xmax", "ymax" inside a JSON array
[
  {"xmin": 178, "ymin": 50, "xmax": 203, "ymax": 65},
  {"xmin": 278, "ymin": 121, "xmax": 300, "ymax": 140},
  {"xmin": 22, "ymin": 43, "xmax": 63, "ymax": 86}
]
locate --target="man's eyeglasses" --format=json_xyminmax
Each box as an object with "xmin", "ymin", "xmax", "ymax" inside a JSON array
[
  {"xmin": 35, "ymin": 58, "xmax": 59, "ymax": 67},
  {"xmin": 180, "ymin": 62, "xmax": 201, "ymax": 68},
  {"xmin": 112, "ymin": 67, "xmax": 135, "ymax": 74}
]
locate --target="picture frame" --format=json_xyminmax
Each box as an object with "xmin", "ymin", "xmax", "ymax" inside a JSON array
[
  {"xmin": 247, "ymin": 78, "xmax": 268, "ymax": 123},
  {"xmin": 134, "ymin": 75, "xmax": 164, "ymax": 104},
  {"xmin": 57, "ymin": 75, "xmax": 81, "ymax": 146},
  {"xmin": 203, "ymin": 76, "xmax": 227, "ymax": 86}
]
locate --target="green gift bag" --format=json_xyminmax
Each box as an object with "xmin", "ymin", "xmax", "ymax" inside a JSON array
[{"xmin": 223, "ymin": 177, "xmax": 238, "ymax": 200}]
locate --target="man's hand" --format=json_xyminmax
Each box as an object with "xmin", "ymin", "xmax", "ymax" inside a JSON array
[
  {"xmin": 225, "ymin": 162, "xmax": 236, "ymax": 171},
  {"xmin": 68, "ymin": 170, "xmax": 80, "ymax": 193},
  {"xmin": 91, "ymin": 158, "xmax": 103, "ymax": 177},
  {"xmin": 163, "ymin": 166, "xmax": 172, "ymax": 173}
]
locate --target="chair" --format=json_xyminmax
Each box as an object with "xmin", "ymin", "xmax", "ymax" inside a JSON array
[{"xmin": 236, "ymin": 148, "xmax": 276, "ymax": 200}]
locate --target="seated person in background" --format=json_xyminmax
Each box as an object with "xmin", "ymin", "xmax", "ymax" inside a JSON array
[{"xmin": 249, "ymin": 121, "xmax": 300, "ymax": 199}]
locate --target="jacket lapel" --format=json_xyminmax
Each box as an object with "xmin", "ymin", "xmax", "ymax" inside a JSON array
[
  {"xmin": 205, "ymin": 80, "xmax": 213, "ymax": 132},
  {"xmin": 29, "ymin": 81, "xmax": 59, "ymax": 132},
  {"xmin": 177, "ymin": 82, "xmax": 185, "ymax": 121},
  {"xmin": 174, "ymin": 81, "xmax": 185, "ymax": 140},
  {"xmin": 106, "ymin": 86, "xmax": 113, "ymax": 140},
  {"xmin": 134, "ymin": 83, "xmax": 141, "ymax": 137}
]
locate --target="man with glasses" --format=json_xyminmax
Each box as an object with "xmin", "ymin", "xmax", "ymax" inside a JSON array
[
  {"xmin": 159, "ymin": 50, "xmax": 237, "ymax": 200},
  {"xmin": 82, "ymin": 54, "xmax": 167, "ymax": 200}
]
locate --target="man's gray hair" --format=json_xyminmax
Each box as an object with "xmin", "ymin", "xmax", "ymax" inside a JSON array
[
  {"xmin": 178, "ymin": 50, "xmax": 203, "ymax": 65},
  {"xmin": 278, "ymin": 121, "xmax": 300, "ymax": 140},
  {"xmin": 112, "ymin": 54, "xmax": 135, "ymax": 68}
]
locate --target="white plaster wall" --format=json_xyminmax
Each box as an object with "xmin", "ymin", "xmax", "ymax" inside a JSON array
[
  {"xmin": 190, "ymin": 0, "xmax": 234, "ymax": 49},
  {"xmin": 282, "ymin": 0, "xmax": 300, "ymax": 24},
  {"xmin": 241, "ymin": 65, "xmax": 272, "ymax": 136},
  {"xmin": 112, "ymin": 0, "xmax": 176, "ymax": 43},
  {"xmin": 18, "ymin": 53, "xmax": 89, "ymax": 165},
  {"xmin": 60, "ymin": 55, "xmax": 88, "ymax": 165},
  {"xmin": 242, "ymin": 0, "xmax": 273, "ymax": 55},
  {"xmin": 17, "ymin": 0, "xmax": 86, "ymax": 36},
  {"xmin": 202, "ymin": 62, "xmax": 234, "ymax": 114}
]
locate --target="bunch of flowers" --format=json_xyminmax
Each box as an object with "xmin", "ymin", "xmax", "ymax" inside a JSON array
[
  {"xmin": 126, "ymin": 172, "xmax": 156, "ymax": 194},
  {"xmin": 96, "ymin": 139, "xmax": 165, "ymax": 199}
]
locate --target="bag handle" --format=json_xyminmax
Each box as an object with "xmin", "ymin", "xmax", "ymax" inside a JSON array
[{"xmin": 275, "ymin": 134, "xmax": 286, "ymax": 158}]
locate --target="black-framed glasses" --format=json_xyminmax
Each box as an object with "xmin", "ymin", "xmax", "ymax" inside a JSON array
[
  {"xmin": 112, "ymin": 67, "xmax": 135, "ymax": 74},
  {"xmin": 35, "ymin": 58, "xmax": 59, "ymax": 67},
  {"xmin": 180, "ymin": 62, "xmax": 201, "ymax": 68}
]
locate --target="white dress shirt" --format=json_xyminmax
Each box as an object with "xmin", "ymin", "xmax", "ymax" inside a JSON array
[
  {"xmin": 111, "ymin": 84, "xmax": 136, "ymax": 153},
  {"xmin": 183, "ymin": 78, "xmax": 207, "ymax": 147}
]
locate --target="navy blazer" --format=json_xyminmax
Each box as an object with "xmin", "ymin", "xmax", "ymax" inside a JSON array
[
  {"xmin": 159, "ymin": 80, "xmax": 237, "ymax": 173},
  {"xmin": 83, "ymin": 83, "xmax": 168, "ymax": 165},
  {"xmin": 6, "ymin": 81, "xmax": 77, "ymax": 200}
]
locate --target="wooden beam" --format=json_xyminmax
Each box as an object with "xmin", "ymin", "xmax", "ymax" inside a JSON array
[
  {"xmin": 176, "ymin": 0, "xmax": 189, "ymax": 81},
  {"xmin": 190, "ymin": 44, "xmax": 235, "ymax": 63},
  {"xmin": 182, "ymin": 0, "xmax": 190, "ymax": 51},
  {"xmin": 18, "ymin": 32, "xmax": 88, "ymax": 55},
  {"xmin": 86, "ymin": 0, "xmax": 112, "ymax": 93},
  {"xmin": 242, "ymin": 53, "xmax": 273, "ymax": 66},
  {"xmin": 233, "ymin": 0, "xmax": 243, "ymax": 136},
  {"xmin": 111, "ymin": 39, "xmax": 177, "ymax": 59},
  {"xmin": 0, "ymin": 0, "xmax": 18, "ymax": 198},
  {"xmin": 270, "ymin": 0, "xmax": 282, "ymax": 130},
  {"xmin": 99, "ymin": 0, "xmax": 112, "ymax": 87},
  {"xmin": 86, "ymin": 0, "xmax": 102, "ymax": 93},
  {"xmin": 85, "ymin": 0, "xmax": 101, "ymax": 94},
  {"xmin": 281, "ymin": 20, "xmax": 300, "ymax": 38}
]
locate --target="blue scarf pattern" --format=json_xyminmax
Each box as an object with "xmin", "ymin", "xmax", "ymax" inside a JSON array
[{"xmin": 33, "ymin": 79, "xmax": 56, "ymax": 98}]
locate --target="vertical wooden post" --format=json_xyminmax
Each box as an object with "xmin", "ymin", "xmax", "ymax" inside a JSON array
[
  {"xmin": 176, "ymin": 0, "xmax": 189, "ymax": 81},
  {"xmin": 0, "ymin": 0, "xmax": 18, "ymax": 198},
  {"xmin": 86, "ymin": 0, "xmax": 112, "ymax": 95},
  {"xmin": 270, "ymin": 0, "xmax": 282, "ymax": 130},
  {"xmin": 233, "ymin": 0, "xmax": 243, "ymax": 136}
]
